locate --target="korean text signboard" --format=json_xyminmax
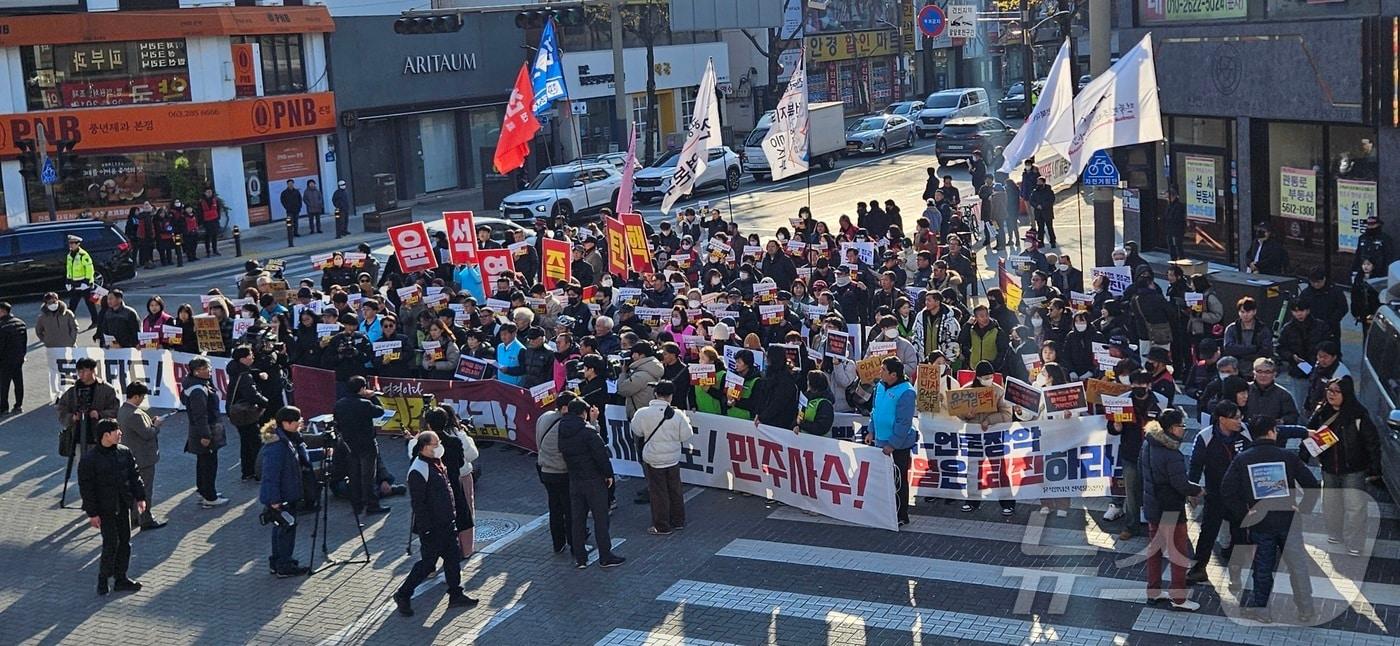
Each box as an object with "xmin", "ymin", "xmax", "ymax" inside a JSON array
[
  {"xmin": 1183, "ymin": 155, "xmax": 1217, "ymax": 222},
  {"xmin": 1337, "ymin": 179, "xmax": 1377, "ymax": 253},
  {"xmin": 1278, "ymin": 166, "xmax": 1317, "ymax": 221}
]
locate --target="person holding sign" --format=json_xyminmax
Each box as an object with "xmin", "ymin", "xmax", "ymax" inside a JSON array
[
  {"xmin": 955, "ymin": 361, "xmax": 1016, "ymax": 515},
  {"xmin": 1221, "ymin": 416, "xmax": 1319, "ymax": 624},
  {"xmin": 797, "ymin": 372, "xmax": 835, "ymax": 437},
  {"xmin": 691, "ymin": 347, "xmax": 727, "ymax": 415},
  {"xmin": 1104, "ymin": 370, "xmax": 1164, "ymax": 539},
  {"xmin": 725, "ymin": 349, "xmax": 760, "ymax": 421},
  {"xmin": 866, "ymin": 357, "xmax": 918, "ymax": 527},
  {"xmin": 420, "ymin": 321, "xmax": 462, "ymax": 381},
  {"xmin": 1301, "ymin": 376, "xmax": 1380, "ymax": 557}
]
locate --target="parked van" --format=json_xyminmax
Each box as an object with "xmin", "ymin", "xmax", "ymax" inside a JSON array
[{"xmin": 915, "ymin": 88, "xmax": 991, "ymax": 138}]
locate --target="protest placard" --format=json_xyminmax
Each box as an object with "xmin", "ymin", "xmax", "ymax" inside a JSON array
[
  {"xmin": 1101, "ymin": 394, "xmax": 1135, "ymax": 423},
  {"xmin": 724, "ymin": 369, "xmax": 745, "ymax": 401},
  {"xmin": 194, "ymin": 315, "xmax": 224, "ymax": 353},
  {"xmin": 161, "ymin": 324, "xmax": 183, "ymax": 347},
  {"xmin": 138, "ymin": 332, "xmax": 160, "ymax": 349},
  {"xmin": 397, "ymin": 285, "xmax": 423, "ymax": 307},
  {"xmin": 454, "ymin": 355, "xmax": 489, "ymax": 381},
  {"xmin": 1043, "ymin": 381, "xmax": 1088, "ymax": 414},
  {"xmin": 915, "ymin": 364, "xmax": 945, "ymax": 413},
  {"xmin": 689, "ymin": 363, "xmax": 716, "ymax": 387},
  {"xmin": 946, "ymin": 386, "xmax": 998, "ymax": 417},
  {"xmin": 824, "ymin": 330, "xmax": 850, "ymax": 359},
  {"xmin": 759, "ymin": 304, "xmax": 784, "ymax": 325},
  {"xmin": 1085, "ymin": 378, "xmax": 1132, "ymax": 405},
  {"xmin": 855, "ymin": 355, "xmax": 885, "ymax": 384},
  {"xmin": 1004, "ymin": 377, "xmax": 1043, "ymax": 412},
  {"xmin": 421, "ymin": 340, "xmax": 444, "ymax": 362},
  {"xmin": 1091, "ymin": 266, "xmax": 1132, "ymax": 296},
  {"xmin": 316, "ymin": 323, "xmax": 339, "ymax": 340}
]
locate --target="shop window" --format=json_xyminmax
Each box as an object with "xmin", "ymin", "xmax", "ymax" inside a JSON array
[
  {"xmin": 1164, "ymin": 117, "xmax": 1234, "ymax": 264},
  {"xmin": 807, "ymin": 0, "xmax": 899, "ymax": 33},
  {"xmin": 25, "ymin": 149, "xmax": 213, "ymax": 223},
  {"xmin": 1261, "ymin": 122, "xmax": 1375, "ymax": 280},
  {"xmin": 19, "ymin": 39, "xmax": 191, "ymax": 110},
  {"xmin": 232, "ymin": 34, "xmax": 308, "ymax": 95}
]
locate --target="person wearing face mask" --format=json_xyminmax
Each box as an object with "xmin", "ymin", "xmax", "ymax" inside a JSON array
[
  {"xmin": 1138, "ymin": 408, "xmax": 1201, "ymax": 612},
  {"xmin": 1050, "ymin": 254, "xmax": 1083, "ymax": 295},
  {"xmin": 831, "ymin": 266, "xmax": 872, "ymax": 326},
  {"xmin": 1110, "ymin": 247, "xmax": 1128, "ymax": 268},
  {"xmin": 1301, "ymin": 376, "xmax": 1378, "ymax": 558},
  {"xmin": 1061, "ymin": 312, "xmax": 1097, "ymax": 380},
  {"xmin": 1103, "ymin": 370, "xmax": 1165, "ymax": 538},
  {"xmin": 955, "ymin": 360, "xmax": 1016, "ymax": 515},
  {"xmin": 257, "ymin": 406, "xmax": 312, "ymax": 578},
  {"xmin": 1003, "ymin": 325, "xmax": 1036, "ymax": 382},
  {"xmin": 871, "ymin": 316, "xmax": 920, "ymax": 378},
  {"xmin": 726, "ymin": 264, "xmax": 759, "ymax": 299},
  {"xmin": 1143, "ymin": 347, "xmax": 1177, "ymax": 408},
  {"xmin": 560, "ymin": 285, "xmax": 594, "ymax": 338},
  {"xmin": 37, "ymin": 292, "xmax": 79, "ymax": 348},
  {"xmin": 392, "ymin": 429, "xmax": 479, "ymax": 615},
  {"xmin": 866, "ymin": 357, "xmax": 919, "ymax": 526},
  {"xmin": 1246, "ymin": 225, "xmax": 1289, "ymax": 275}
]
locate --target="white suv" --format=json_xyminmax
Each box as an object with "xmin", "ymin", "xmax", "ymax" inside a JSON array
[
  {"xmin": 499, "ymin": 162, "xmax": 623, "ymax": 221},
  {"xmin": 632, "ymin": 147, "xmax": 743, "ymax": 204},
  {"xmin": 915, "ymin": 88, "xmax": 991, "ymax": 138}
]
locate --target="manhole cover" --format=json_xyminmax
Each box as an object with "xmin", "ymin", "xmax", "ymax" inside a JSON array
[{"xmin": 474, "ymin": 516, "xmax": 519, "ymax": 544}]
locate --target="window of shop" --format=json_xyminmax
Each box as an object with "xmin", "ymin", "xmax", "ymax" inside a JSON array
[
  {"xmin": 1161, "ymin": 116, "xmax": 1235, "ymax": 264},
  {"xmin": 1259, "ymin": 122, "xmax": 1375, "ymax": 280},
  {"xmin": 26, "ymin": 149, "xmax": 213, "ymax": 223},
  {"xmin": 806, "ymin": 0, "xmax": 899, "ymax": 33},
  {"xmin": 241, "ymin": 144, "xmax": 270, "ymax": 225},
  {"xmin": 18, "ymin": 39, "xmax": 191, "ymax": 110},
  {"xmin": 232, "ymin": 35, "xmax": 307, "ymax": 95}
]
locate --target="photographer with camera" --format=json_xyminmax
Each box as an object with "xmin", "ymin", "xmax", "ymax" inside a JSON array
[
  {"xmin": 335, "ymin": 376, "xmax": 389, "ymax": 516},
  {"xmin": 322, "ymin": 313, "xmax": 373, "ymax": 401},
  {"xmin": 57, "ymin": 357, "xmax": 120, "ymax": 470},
  {"xmin": 228, "ymin": 346, "xmax": 271, "ymax": 481},
  {"xmin": 258, "ymin": 406, "xmax": 313, "ymax": 578},
  {"xmin": 392, "ymin": 430, "xmax": 479, "ymax": 617}
]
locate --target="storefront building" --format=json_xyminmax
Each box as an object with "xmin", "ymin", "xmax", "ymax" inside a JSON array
[
  {"xmin": 802, "ymin": 0, "xmax": 907, "ymax": 113},
  {"xmin": 1121, "ymin": 1, "xmax": 1392, "ymax": 281},
  {"xmin": 327, "ymin": 14, "xmax": 522, "ymax": 214},
  {"xmin": 0, "ymin": 5, "xmax": 339, "ymax": 229}
]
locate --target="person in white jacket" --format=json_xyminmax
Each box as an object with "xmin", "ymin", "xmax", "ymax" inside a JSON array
[{"xmin": 630, "ymin": 381, "xmax": 695, "ymax": 536}]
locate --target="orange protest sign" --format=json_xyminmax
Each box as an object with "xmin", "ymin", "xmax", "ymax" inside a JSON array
[
  {"xmin": 541, "ymin": 237, "xmax": 571, "ymax": 290},
  {"xmin": 605, "ymin": 216, "xmax": 628, "ymax": 276}
]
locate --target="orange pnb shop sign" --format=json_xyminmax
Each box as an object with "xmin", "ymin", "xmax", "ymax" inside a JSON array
[{"xmin": 0, "ymin": 93, "xmax": 337, "ymax": 158}]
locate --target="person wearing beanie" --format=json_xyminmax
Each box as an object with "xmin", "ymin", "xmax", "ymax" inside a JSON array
[
  {"xmin": 1139, "ymin": 408, "xmax": 1200, "ymax": 611},
  {"xmin": 1104, "ymin": 370, "xmax": 1165, "ymax": 538},
  {"xmin": 258, "ymin": 406, "xmax": 312, "ymax": 578}
]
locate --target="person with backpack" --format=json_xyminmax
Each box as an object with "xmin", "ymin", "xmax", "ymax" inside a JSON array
[
  {"xmin": 535, "ymin": 392, "xmax": 576, "ymax": 554},
  {"xmin": 631, "ymin": 381, "xmax": 695, "ymax": 536}
]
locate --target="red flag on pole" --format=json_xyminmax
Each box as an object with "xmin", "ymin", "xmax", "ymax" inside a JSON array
[{"xmin": 493, "ymin": 63, "xmax": 540, "ymax": 175}]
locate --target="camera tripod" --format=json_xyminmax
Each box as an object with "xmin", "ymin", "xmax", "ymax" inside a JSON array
[{"xmin": 305, "ymin": 447, "xmax": 371, "ymax": 575}]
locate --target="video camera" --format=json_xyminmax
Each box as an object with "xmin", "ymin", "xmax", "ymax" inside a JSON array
[{"xmin": 259, "ymin": 505, "xmax": 296, "ymax": 528}]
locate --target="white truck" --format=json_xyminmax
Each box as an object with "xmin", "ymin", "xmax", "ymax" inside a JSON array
[{"xmin": 741, "ymin": 101, "xmax": 846, "ymax": 181}]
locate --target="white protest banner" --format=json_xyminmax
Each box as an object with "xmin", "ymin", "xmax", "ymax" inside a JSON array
[
  {"xmin": 602, "ymin": 405, "xmax": 897, "ymax": 530},
  {"xmin": 1044, "ymin": 34, "xmax": 1163, "ymax": 180},
  {"xmin": 661, "ymin": 58, "xmax": 719, "ymax": 214},
  {"xmin": 46, "ymin": 347, "xmax": 232, "ymax": 411},
  {"xmin": 911, "ymin": 415, "xmax": 1120, "ymax": 500},
  {"xmin": 1091, "ymin": 266, "xmax": 1132, "ymax": 296},
  {"xmin": 841, "ymin": 241, "xmax": 876, "ymax": 266}
]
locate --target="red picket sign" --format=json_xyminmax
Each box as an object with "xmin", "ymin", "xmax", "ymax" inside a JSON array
[
  {"xmin": 444, "ymin": 210, "xmax": 478, "ymax": 265},
  {"xmin": 618, "ymin": 212, "xmax": 652, "ymax": 272},
  {"xmin": 478, "ymin": 248, "xmax": 516, "ymax": 286},
  {"xmin": 540, "ymin": 237, "xmax": 571, "ymax": 290},
  {"xmin": 387, "ymin": 221, "xmax": 438, "ymax": 273}
]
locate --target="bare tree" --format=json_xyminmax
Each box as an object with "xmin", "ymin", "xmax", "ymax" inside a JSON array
[{"xmin": 739, "ymin": 0, "xmax": 804, "ymax": 113}]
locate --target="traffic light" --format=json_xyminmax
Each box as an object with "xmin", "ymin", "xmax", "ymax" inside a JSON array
[
  {"xmin": 55, "ymin": 138, "xmax": 83, "ymax": 183},
  {"xmin": 393, "ymin": 14, "xmax": 463, "ymax": 35},
  {"xmin": 515, "ymin": 7, "xmax": 585, "ymax": 29},
  {"xmin": 14, "ymin": 139, "xmax": 36, "ymax": 179}
]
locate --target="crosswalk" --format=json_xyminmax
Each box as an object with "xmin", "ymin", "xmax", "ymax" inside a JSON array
[{"xmin": 589, "ymin": 499, "xmax": 1399, "ymax": 645}]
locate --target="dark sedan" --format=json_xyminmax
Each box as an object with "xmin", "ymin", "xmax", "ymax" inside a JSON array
[{"xmin": 934, "ymin": 117, "xmax": 1017, "ymax": 167}]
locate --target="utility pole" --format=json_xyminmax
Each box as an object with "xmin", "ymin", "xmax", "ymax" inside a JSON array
[
  {"xmin": 1020, "ymin": 0, "xmax": 1033, "ymax": 119},
  {"xmin": 610, "ymin": 0, "xmax": 628, "ymax": 152},
  {"xmin": 1090, "ymin": 0, "xmax": 1114, "ymax": 266}
]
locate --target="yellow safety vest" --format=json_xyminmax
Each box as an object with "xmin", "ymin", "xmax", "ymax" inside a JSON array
[{"xmin": 66, "ymin": 249, "xmax": 95, "ymax": 283}]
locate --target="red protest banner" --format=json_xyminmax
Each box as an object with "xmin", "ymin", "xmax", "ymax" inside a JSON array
[
  {"xmin": 444, "ymin": 210, "xmax": 479, "ymax": 265},
  {"xmin": 478, "ymin": 248, "xmax": 516, "ymax": 287},
  {"xmin": 387, "ymin": 221, "xmax": 437, "ymax": 273},
  {"xmin": 618, "ymin": 212, "xmax": 652, "ymax": 272},
  {"xmin": 605, "ymin": 216, "xmax": 628, "ymax": 276},
  {"xmin": 540, "ymin": 237, "xmax": 571, "ymax": 290}
]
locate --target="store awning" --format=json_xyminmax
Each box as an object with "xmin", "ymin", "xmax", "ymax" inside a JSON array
[{"xmin": 0, "ymin": 5, "xmax": 335, "ymax": 48}]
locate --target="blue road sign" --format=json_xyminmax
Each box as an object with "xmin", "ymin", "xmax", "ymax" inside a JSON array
[
  {"xmin": 40, "ymin": 157, "xmax": 58, "ymax": 186},
  {"xmin": 918, "ymin": 5, "xmax": 946, "ymax": 38},
  {"xmin": 1082, "ymin": 150, "xmax": 1119, "ymax": 187}
]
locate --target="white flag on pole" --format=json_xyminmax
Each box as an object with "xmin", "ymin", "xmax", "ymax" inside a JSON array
[
  {"xmin": 998, "ymin": 40, "xmax": 1073, "ymax": 176},
  {"xmin": 1044, "ymin": 33, "xmax": 1163, "ymax": 180},
  {"xmin": 662, "ymin": 58, "xmax": 719, "ymax": 214},
  {"xmin": 762, "ymin": 54, "xmax": 809, "ymax": 181}
]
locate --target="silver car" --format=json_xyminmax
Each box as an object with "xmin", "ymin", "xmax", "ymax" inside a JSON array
[{"xmin": 845, "ymin": 114, "xmax": 916, "ymax": 155}]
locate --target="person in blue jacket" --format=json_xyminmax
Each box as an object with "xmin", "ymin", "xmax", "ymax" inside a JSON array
[
  {"xmin": 258, "ymin": 406, "xmax": 313, "ymax": 578},
  {"xmin": 495, "ymin": 323, "xmax": 525, "ymax": 386},
  {"xmin": 867, "ymin": 356, "xmax": 918, "ymax": 526}
]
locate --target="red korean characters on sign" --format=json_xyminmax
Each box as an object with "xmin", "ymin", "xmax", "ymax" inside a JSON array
[
  {"xmin": 443, "ymin": 210, "xmax": 479, "ymax": 265},
  {"xmin": 387, "ymin": 221, "xmax": 437, "ymax": 274},
  {"xmin": 478, "ymin": 248, "xmax": 516, "ymax": 287},
  {"xmin": 540, "ymin": 237, "xmax": 571, "ymax": 291}
]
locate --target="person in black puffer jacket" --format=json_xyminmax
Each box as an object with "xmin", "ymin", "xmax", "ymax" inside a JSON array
[
  {"xmin": 753, "ymin": 346, "xmax": 800, "ymax": 430},
  {"xmin": 0, "ymin": 302, "xmax": 28, "ymax": 412},
  {"xmin": 557, "ymin": 400, "xmax": 624, "ymax": 569},
  {"xmin": 1139, "ymin": 409, "xmax": 1201, "ymax": 610},
  {"xmin": 392, "ymin": 431, "xmax": 477, "ymax": 617},
  {"xmin": 509, "ymin": 328, "xmax": 556, "ymax": 388},
  {"xmin": 1302, "ymin": 376, "xmax": 1381, "ymax": 555}
]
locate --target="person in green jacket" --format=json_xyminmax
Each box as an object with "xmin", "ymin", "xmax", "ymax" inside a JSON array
[
  {"xmin": 692, "ymin": 346, "xmax": 727, "ymax": 415},
  {"xmin": 797, "ymin": 371, "xmax": 835, "ymax": 436},
  {"xmin": 725, "ymin": 349, "xmax": 760, "ymax": 421}
]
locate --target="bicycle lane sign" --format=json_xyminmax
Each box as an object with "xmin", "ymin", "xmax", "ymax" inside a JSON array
[{"xmin": 1081, "ymin": 150, "xmax": 1119, "ymax": 187}]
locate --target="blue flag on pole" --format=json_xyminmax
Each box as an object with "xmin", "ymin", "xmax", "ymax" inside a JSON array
[{"xmin": 531, "ymin": 19, "xmax": 568, "ymax": 116}]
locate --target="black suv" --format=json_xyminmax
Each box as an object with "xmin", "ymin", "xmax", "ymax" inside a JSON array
[{"xmin": 0, "ymin": 220, "xmax": 136, "ymax": 299}]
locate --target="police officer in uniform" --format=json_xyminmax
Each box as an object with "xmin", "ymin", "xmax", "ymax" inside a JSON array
[{"xmin": 65, "ymin": 235, "xmax": 99, "ymax": 327}]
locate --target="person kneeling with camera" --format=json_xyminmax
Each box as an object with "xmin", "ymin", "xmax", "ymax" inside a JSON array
[
  {"xmin": 259, "ymin": 406, "xmax": 313, "ymax": 578},
  {"xmin": 393, "ymin": 431, "xmax": 478, "ymax": 617}
]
